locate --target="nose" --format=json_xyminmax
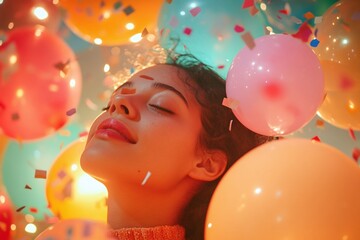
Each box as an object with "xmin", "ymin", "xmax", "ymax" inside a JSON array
[{"xmin": 109, "ymin": 95, "xmax": 139, "ymax": 120}]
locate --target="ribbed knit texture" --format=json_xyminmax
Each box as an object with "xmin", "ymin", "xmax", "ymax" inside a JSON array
[{"xmin": 109, "ymin": 225, "xmax": 186, "ymax": 240}]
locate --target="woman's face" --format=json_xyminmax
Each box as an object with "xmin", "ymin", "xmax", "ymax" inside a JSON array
[{"xmin": 81, "ymin": 64, "xmax": 203, "ymax": 191}]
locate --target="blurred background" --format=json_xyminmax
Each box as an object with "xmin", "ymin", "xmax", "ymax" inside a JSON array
[{"xmin": 0, "ymin": 0, "xmax": 359, "ymax": 239}]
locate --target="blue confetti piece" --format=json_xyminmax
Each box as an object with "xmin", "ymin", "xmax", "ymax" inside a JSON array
[
  {"xmin": 130, "ymin": 67, "xmax": 135, "ymax": 74},
  {"xmin": 310, "ymin": 39, "xmax": 320, "ymax": 47}
]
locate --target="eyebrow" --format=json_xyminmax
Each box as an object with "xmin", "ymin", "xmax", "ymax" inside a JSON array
[{"xmin": 116, "ymin": 81, "xmax": 189, "ymax": 107}]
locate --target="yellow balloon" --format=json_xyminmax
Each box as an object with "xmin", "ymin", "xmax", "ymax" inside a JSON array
[
  {"xmin": 59, "ymin": 0, "xmax": 164, "ymax": 45},
  {"xmin": 314, "ymin": 0, "xmax": 360, "ymax": 130},
  {"xmin": 46, "ymin": 138, "xmax": 108, "ymax": 222}
]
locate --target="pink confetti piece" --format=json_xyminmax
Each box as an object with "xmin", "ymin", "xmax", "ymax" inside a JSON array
[
  {"xmin": 242, "ymin": 0, "xmax": 254, "ymax": 8},
  {"xmin": 141, "ymin": 171, "xmax": 152, "ymax": 186},
  {"xmin": 169, "ymin": 16, "xmax": 179, "ymax": 28},
  {"xmin": 57, "ymin": 170, "xmax": 67, "ymax": 179},
  {"xmin": 311, "ymin": 136, "xmax": 321, "ymax": 142},
  {"xmin": 234, "ymin": 24, "xmax": 245, "ymax": 33},
  {"xmin": 291, "ymin": 23, "xmax": 312, "ymax": 42},
  {"xmin": 79, "ymin": 131, "xmax": 89, "ymax": 138},
  {"xmin": 241, "ymin": 32, "xmax": 255, "ymax": 49},
  {"xmin": 349, "ymin": 128, "xmax": 356, "ymax": 141},
  {"xmin": 35, "ymin": 169, "xmax": 47, "ymax": 179},
  {"xmin": 222, "ymin": 98, "xmax": 239, "ymax": 109},
  {"xmin": 353, "ymin": 148, "xmax": 360, "ymax": 162},
  {"xmin": 278, "ymin": 9, "xmax": 289, "ymax": 15},
  {"xmin": 228, "ymin": 120, "xmax": 233, "ymax": 131},
  {"xmin": 66, "ymin": 108, "xmax": 76, "ymax": 116},
  {"xmin": 183, "ymin": 27, "xmax": 192, "ymax": 35},
  {"xmin": 85, "ymin": 98, "xmax": 98, "ymax": 111},
  {"xmin": 189, "ymin": 6, "xmax": 201, "ymax": 17}
]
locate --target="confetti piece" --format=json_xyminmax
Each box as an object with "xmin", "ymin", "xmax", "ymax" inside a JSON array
[
  {"xmin": 340, "ymin": 76, "xmax": 354, "ymax": 90},
  {"xmin": 85, "ymin": 98, "xmax": 98, "ymax": 111},
  {"xmin": 29, "ymin": 207, "xmax": 38, "ymax": 213},
  {"xmin": 316, "ymin": 119, "xmax": 325, "ymax": 128},
  {"xmin": 141, "ymin": 171, "xmax": 152, "ymax": 186},
  {"xmin": 353, "ymin": 148, "xmax": 360, "ymax": 162},
  {"xmin": 303, "ymin": 11, "xmax": 315, "ymax": 20},
  {"xmin": 58, "ymin": 129, "xmax": 71, "ymax": 137},
  {"xmin": 241, "ymin": 32, "xmax": 255, "ymax": 49},
  {"xmin": 35, "ymin": 169, "xmax": 47, "ymax": 179},
  {"xmin": 113, "ymin": 1, "xmax": 122, "ymax": 10},
  {"xmin": 310, "ymin": 39, "xmax": 320, "ymax": 47},
  {"xmin": 54, "ymin": 60, "xmax": 70, "ymax": 77},
  {"xmin": 140, "ymin": 74, "xmax": 154, "ymax": 80},
  {"xmin": 189, "ymin": 6, "xmax": 201, "ymax": 17},
  {"xmin": 120, "ymin": 87, "xmax": 136, "ymax": 94},
  {"xmin": 183, "ymin": 27, "xmax": 192, "ymax": 35},
  {"xmin": 100, "ymin": 0, "xmax": 105, "ymax": 8},
  {"xmin": 314, "ymin": 17, "xmax": 322, "ymax": 24},
  {"xmin": 141, "ymin": 28, "xmax": 149, "ymax": 37},
  {"xmin": 278, "ymin": 9, "xmax": 289, "ymax": 15},
  {"xmin": 234, "ymin": 24, "xmax": 245, "ymax": 33},
  {"xmin": 228, "ymin": 120, "xmax": 233, "ymax": 131},
  {"xmin": 66, "ymin": 108, "xmax": 76, "ymax": 116},
  {"xmin": 242, "ymin": 0, "xmax": 254, "ymax": 8},
  {"xmin": 57, "ymin": 170, "xmax": 67, "ymax": 179},
  {"xmin": 11, "ymin": 112, "xmax": 19, "ymax": 121},
  {"xmin": 249, "ymin": 6, "xmax": 259, "ymax": 16},
  {"xmin": 217, "ymin": 65, "xmax": 225, "ymax": 69},
  {"xmin": 291, "ymin": 23, "xmax": 312, "ymax": 42},
  {"xmin": 349, "ymin": 128, "xmax": 356, "ymax": 141},
  {"xmin": 169, "ymin": 16, "xmax": 179, "ymax": 28},
  {"xmin": 25, "ymin": 184, "xmax": 32, "ymax": 190},
  {"xmin": 16, "ymin": 206, "xmax": 26, "ymax": 212},
  {"xmin": 123, "ymin": 5, "xmax": 134, "ymax": 16},
  {"xmin": 78, "ymin": 131, "xmax": 89, "ymax": 138},
  {"xmin": 311, "ymin": 136, "xmax": 321, "ymax": 142},
  {"xmin": 222, "ymin": 98, "xmax": 239, "ymax": 109}
]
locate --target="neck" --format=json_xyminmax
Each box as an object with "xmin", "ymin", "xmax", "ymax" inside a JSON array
[{"xmin": 106, "ymin": 179, "xmax": 200, "ymax": 229}]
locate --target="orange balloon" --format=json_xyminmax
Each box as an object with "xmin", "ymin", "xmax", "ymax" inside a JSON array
[
  {"xmin": 46, "ymin": 139, "xmax": 108, "ymax": 222},
  {"xmin": 314, "ymin": 0, "xmax": 360, "ymax": 130},
  {"xmin": 59, "ymin": 0, "xmax": 164, "ymax": 45},
  {"xmin": 206, "ymin": 138, "xmax": 360, "ymax": 240}
]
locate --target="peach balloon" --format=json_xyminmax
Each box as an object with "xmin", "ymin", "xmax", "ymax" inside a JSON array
[
  {"xmin": 46, "ymin": 138, "xmax": 108, "ymax": 222},
  {"xmin": 206, "ymin": 138, "xmax": 360, "ymax": 240}
]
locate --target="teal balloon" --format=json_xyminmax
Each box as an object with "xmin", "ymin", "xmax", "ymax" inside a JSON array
[
  {"xmin": 1, "ymin": 122, "xmax": 84, "ymax": 220},
  {"xmin": 158, "ymin": 0, "xmax": 266, "ymax": 79},
  {"xmin": 256, "ymin": 0, "xmax": 339, "ymax": 34}
]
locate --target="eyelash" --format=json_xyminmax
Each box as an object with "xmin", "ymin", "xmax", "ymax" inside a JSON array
[
  {"xmin": 102, "ymin": 106, "xmax": 110, "ymax": 111},
  {"xmin": 102, "ymin": 104, "xmax": 174, "ymax": 114}
]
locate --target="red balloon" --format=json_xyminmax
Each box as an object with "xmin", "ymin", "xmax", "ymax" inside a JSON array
[
  {"xmin": 0, "ymin": 190, "xmax": 13, "ymax": 240},
  {"xmin": 0, "ymin": 26, "xmax": 82, "ymax": 140}
]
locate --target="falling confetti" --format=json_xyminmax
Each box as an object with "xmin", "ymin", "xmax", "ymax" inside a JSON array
[
  {"xmin": 234, "ymin": 24, "xmax": 245, "ymax": 33},
  {"xmin": 11, "ymin": 112, "xmax": 20, "ymax": 121},
  {"xmin": 141, "ymin": 171, "xmax": 152, "ymax": 186},
  {"xmin": 123, "ymin": 5, "xmax": 134, "ymax": 16},
  {"xmin": 25, "ymin": 184, "xmax": 32, "ymax": 190},
  {"xmin": 353, "ymin": 148, "xmax": 360, "ymax": 162},
  {"xmin": 222, "ymin": 98, "xmax": 239, "ymax": 109},
  {"xmin": 189, "ymin": 6, "xmax": 201, "ymax": 17},
  {"xmin": 35, "ymin": 169, "xmax": 47, "ymax": 179},
  {"xmin": 16, "ymin": 206, "xmax": 26, "ymax": 212},
  {"xmin": 228, "ymin": 120, "xmax": 233, "ymax": 131},
  {"xmin": 292, "ymin": 23, "xmax": 313, "ymax": 42},
  {"xmin": 66, "ymin": 108, "xmax": 76, "ymax": 116},
  {"xmin": 241, "ymin": 32, "xmax": 255, "ymax": 49},
  {"xmin": 316, "ymin": 119, "xmax": 325, "ymax": 128},
  {"xmin": 141, "ymin": 28, "xmax": 149, "ymax": 37},
  {"xmin": 54, "ymin": 59, "xmax": 71, "ymax": 77},
  {"xmin": 311, "ymin": 136, "xmax": 321, "ymax": 142},
  {"xmin": 310, "ymin": 39, "xmax": 320, "ymax": 47},
  {"xmin": 349, "ymin": 128, "xmax": 356, "ymax": 141},
  {"xmin": 183, "ymin": 27, "xmax": 192, "ymax": 36},
  {"xmin": 303, "ymin": 11, "xmax": 315, "ymax": 20},
  {"xmin": 242, "ymin": 0, "xmax": 254, "ymax": 8}
]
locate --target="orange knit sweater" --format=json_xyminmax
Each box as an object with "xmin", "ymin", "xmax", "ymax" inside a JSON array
[{"xmin": 109, "ymin": 225, "xmax": 186, "ymax": 240}]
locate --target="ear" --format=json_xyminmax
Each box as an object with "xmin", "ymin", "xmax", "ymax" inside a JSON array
[{"xmin": 188, "ymin": 150, "xmax": 228, "ymax": 181}]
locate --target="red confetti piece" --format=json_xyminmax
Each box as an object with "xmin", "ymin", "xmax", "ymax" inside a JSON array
[
  {"xmin": 278, "ymin": 9, "xmax": 289, "ymax": 15},
  {"xmin": 234, "ymin": 24, "xmax": 245, "ymax": 33},
  {"xmin": 217, "ymin": 65, "xmax": 225, "ymax": 69},
  {"xmin": 249, "ymin": 6, "xmax": 259, "ymax": 16},
  {"xmin": 25, "ymin": 184, "xmax": 32, "ymax": 189},
  {"xmin": 16, "ymin": 206, "xmax": 26, "ymax": 212},
  {"xmin": 241, "ymin": 32, "xmax": 255, "ymax": 49},
  {"xmin": 29, "ymin": 207, "xmax": 38, "ymax": 213},
  {"xmin": 139, "ymin": 75, "xmax": 154, "ymax": 80},
  {"xmin": 316, "ymin": 119, "xmax": 325, "ymax": 128},
  {"xmin": 304, "ymin": 11, "xmax": 315, "ymax": 20},
  {"xmin": 349, "ymin": 128, "xmax": 356, "ymax": 141},
  {"xmin": 311, "ymin": 136, "xmax": 321, "ymax": 142},
  {"xmin": 35, "ymin": 169, "xmax": 47, "ymax": 179},
  {"xmin": 242, "ymin": 0, "xmax": 254, "ymax": 8},
  {"xmin": 120, "ymin": 87, "xmax": 136, "ymax": 94},
  {"xmin": 222, "ymin": 98, "xmax": 239, "ymax": 109},
  {"xmin": 78, "ymin": 131, "xmax": 89, "ymax": 138},
  {"xmin": 190, "ymin": 6, "xmax": 201, "ymax": 17},
  {"xmin": 183, "ymin": 27, "xmax": 192, "ymax": 35},
  {"xmin": 292, "ymin": 23, "xmax": 313, "ymax": 42},
  {"xmin": 66, "ymin": 108, "xmax": 76, "ymax": 116},
  {"xmin": 352, "ymin": 148, "xmax": 360, "ymax": 162}
]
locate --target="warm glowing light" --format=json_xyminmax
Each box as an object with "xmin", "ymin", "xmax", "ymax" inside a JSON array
[
  {"xmin": 69, "ymin": 78, "xmax": 76, "ymax": 88},
  {"xmin": 190, "ymin": 2, "xmax": 197, "ymax": 8},
  {"xmin": 207, "ymin": 223, "xmax": 213, "ymax": 228},
  {"xmin": 348, "ymin": 100, "xmax": 356, "ymax": 110},
  {"xmin": 33, "ymin": 6, "xmax": 49, "ymax": 20},
  {"xmin": 254, "ymin": 187, "xmax": 262, "ymax": 195},
  {"xmin": 341, "ymin": 38, "xmax": 349, "ymax": 45},
  {"xmin": 103, "ymin": 64, "xmax": 110, "ymax": 73},
  {"xmin": 25, "ymin": 223, "xmax": 37, "ymax": 233},
  {"xmin": 0, "ymin": 195, "xmax": 5, "ymax": 204},
  {"xmin": 125, "ymin": 22, "xmax": 135, "ymax": 30},
  {"xmin": 260, "ymin": 3, "xmax": 267, "ymax": 11},
  {"xmin": 71, "ymin": 163, "xmax": 78, "ymax": 172},
  {"xmin": 76, "ymin": 174, "xmax": 107, "ymax": 195},
  {"xmin": 8, "ymin": 22, "xmax": 14, "ymax": 30},
  {"xmin": 0, "ymin": 0, "xmax": 4, "ymax": 4},
  {"xmin": 34, "ymin": 27, "xmax": 44, "ymax": 37},
  {"xmin": 9, "ymin": 54, "xmax": 17, "ymax": 64},
  {"xmin": 10, "ymin": 224, "xmax": 16, "ymax": 231},
  {"xmin": 25, "ymin": 214, "xmax": 35, "ymax": 223},
  {"xmin": 180, "ymin": 11, "xmax": 185, "ymax": 16},
  {"xmin": 129, "ymin": 33, "xmax": 142, "ymax": 43},
  {"xmin": 16, "ymin": 88, "xmax": 24, "ymax": 98},
  {"xmin": 94, "ymin": 38, "xmax": 103, "ymax": 45},
  {"xmin": 52, "ymin": 0, "xmax": 59, "ymax": 4},
  {"xmin": 103, "ymin": 11, "xmax": 111, "ymax": 19}
]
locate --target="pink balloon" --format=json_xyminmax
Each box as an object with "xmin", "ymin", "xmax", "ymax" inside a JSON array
[
  {"xmin": 0, "ymin": 26, "xmax": 82, "ymax": 140},
  {"xmin": 226, "ymin": 34, "xmax": 324, "ymax": 136}
]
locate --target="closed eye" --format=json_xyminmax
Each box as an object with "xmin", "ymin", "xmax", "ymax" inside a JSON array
[
  {"xmin": 102, "ymin": 106, "xmax": 110, "ymax": 111},
  {"xmin": 148, "ymin": 104, "xmax": 174, "ymax": 114}
]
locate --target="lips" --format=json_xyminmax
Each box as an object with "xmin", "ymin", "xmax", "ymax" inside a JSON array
[{"xmin": 95, "ymin": 118, "xmax": 137, "ymax": 144}]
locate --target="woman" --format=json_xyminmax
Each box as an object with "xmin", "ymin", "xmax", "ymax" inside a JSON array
[{"xmin": 80, "ymin": 54, "xmax": 269, "ymax": 240}]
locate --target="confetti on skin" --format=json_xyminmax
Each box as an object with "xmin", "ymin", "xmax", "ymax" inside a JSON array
[
  {"xmin": 123, "ymin": 5, "xmax": 134, "ymax": 16},
  {"xmin": 66, "ymin": 108, "xmax": 76, "ymax": 116},
  {"xmin": 349, "ymin": 128, "xmax": 356, "ymax": 141},
  {"xmin": 222, "ymin": 98, "xmax": 239, "ymax": 110},
  {"xmin": 234, "ymin": 24, "xmax": 245, "ymax": 33},
  {"xmin": 16, "ymin": 206, "xmax": 26, "ymax": 212},
  {"xmin": 228, "ymin": 120, "xmax": 233, "ymax": 131},
  {"xmin": 141, "ymin": 28, "xmax": 149, "ymax": 37},
  {"xmin": 11, "ymin": 112, "xmax": 19, "ymax": 121},
  {"xmin": 304, "ymin": 11, "xmax": 315, "ymax": 20},
  {"xmin": 141, "ymin": 171, "xmax": 152, "ymax": 186},
  {"xmin": 310, "ymin": 39, "xmax": 320, "ymax": 47},
  {"xmin": 316, "ymin": 119, "xmax": 325, "ymax": 128},
  {"xmin": 25, "ymin": 184, "xmax": 32, "ymax": 190},
  {"xmin": 242, "ymin": 0, "xmax": 254, "ymax": 8},
  {"xmin": 35, "ymin": 169, "xmax": 47, "ymax": 179},
  {"xmin": 139, "ymin": 74, "xmax": 154, "ymax": 80},
  {"xmin": 120, "ymin": 87, "xmax": 136, "ymax": 94},
  {"xmin": 183, "ymin": 27, "xmax": 192, "ymax": 35},
  {"xmin": 54, "ymin": 59, "xmax": 70, "ymax": 77},
  {"xmin": 190, "ymin": 6, "xmax": 201, "ymax": 17},
  {"xmin": 353, "ymin": 148, "xmax": 360, "ymax": 162},
  {"xmin": 311, "ymin": 136, "xmax": 321, "ymax": 142},
  {"xmin": 291, "ymin": 23, "xmax": 312, "ymax": 42},
  {"xmin": 241, "ymin": 32, "xmax": 255, "ymax": 49}
]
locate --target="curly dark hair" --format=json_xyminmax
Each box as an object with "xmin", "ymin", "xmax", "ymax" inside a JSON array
[{"xmin": 166, "ymin": 54, "xmax": 271, "ymax": 240}]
